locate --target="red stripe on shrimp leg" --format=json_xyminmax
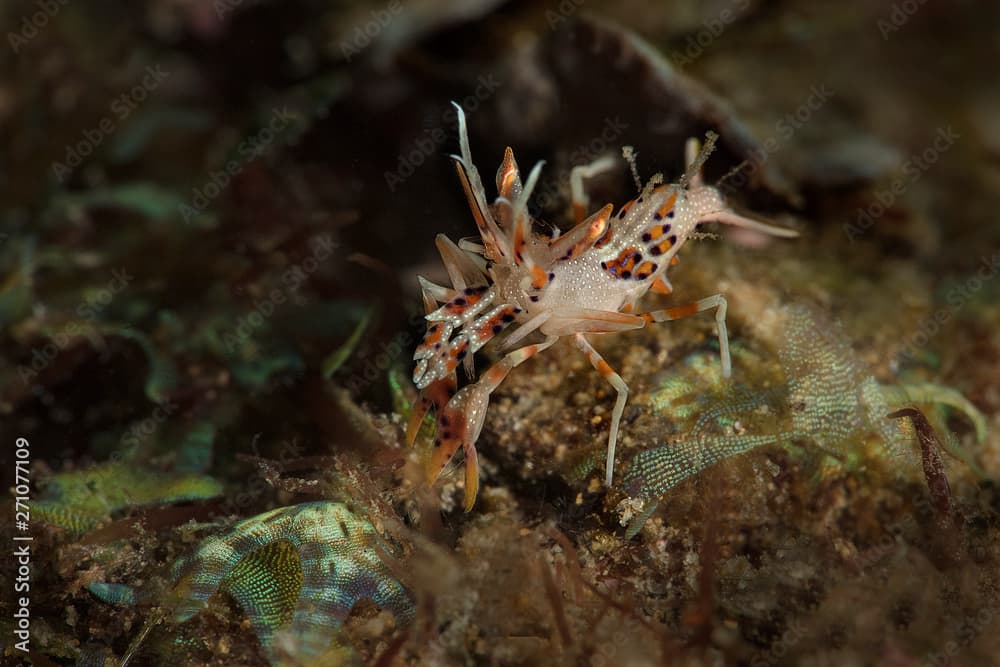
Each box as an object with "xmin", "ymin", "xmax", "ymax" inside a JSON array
[
  {"xmin": 443, "ymin": 339, "xmax": 470, "ymax": 375},
  {"xmin": 417, "ymin": 303, "xmax": 522, "ymax": 389},
  {"xmin": 414, "ymin": 322, "xmax": 452, "ymax": 361},
  {"xmin": 650, "ymin": 277, "xmax": 673, "ymax": 295},
  {"xmin": 638, "ymin": 294, "xmax": 731, "ymax": 377},
  {"xmin": 426, "ymin": 285, "xmax": 493, "ymax": 323},
  {"xmin": 470, "ymin": 305, "xmax": 521, "ymax": 346},
  {"xmin": 574, "ymin": 334, "xmax": 630, "ymax": 486}
]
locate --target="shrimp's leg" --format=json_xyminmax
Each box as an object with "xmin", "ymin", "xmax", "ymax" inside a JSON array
[
  {"xmin": 546, "ymin": 300, "xmax": 723, "ymax": 485},
  {"xmin": 638, "ymin": 294, "xmax": 731, "ymax": 378},
  {"xmin": 408, "ymin": 278, "xmax": 459, "ymax": 446},
  {"xmin": 499, "ymin": 310, "xmax": 552, "ymax": 350},
  {"xmin": 573, "ymin": 334, "xmax": 630, "ymax": 486},
  {"xmin": 417, "ymin": 276, "xmax": 455, "ymax": 313},
  {"xmin": 570, "ymin": 155, "xmax": 617, "ymax": 223},
  {"xmin": 408, "ymin": 301, "xmax": 523, "ymax": 467},
  {"xmin": 430, "ymin": 336, "xmax": 558, "ymax": 511},
  {"xmin": 434, "ymin": 234, "xmax": 488, "ymax": 291},
  {"xmin": 415, "ymin": 287, "xmax": 496, "ymax": 386}
]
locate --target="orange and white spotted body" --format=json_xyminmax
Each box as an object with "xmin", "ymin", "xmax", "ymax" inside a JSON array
[{"xmin": 408, "ymin": 103, "xmax": 797, "ymax": 510}]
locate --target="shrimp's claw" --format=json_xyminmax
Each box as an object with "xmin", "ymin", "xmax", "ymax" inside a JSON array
[
  {"xmin": 427, "ymin": 383, "xmax": 490, "ymax": 511},
  {"xmin": 463, "ymin": 444, "xmax": 480, "ymax": 512},
  {"xmin": 406, "ymin": 375, "xmax": 456, "ymax": 447},
  {"xmin": 405, "ymin": 395, "xmax": 430, "ymax": 447}
]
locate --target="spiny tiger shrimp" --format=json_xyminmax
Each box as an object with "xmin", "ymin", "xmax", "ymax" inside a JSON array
[{"xmin": 407, "ymin": 103, "xmax": 797, "ymax": 510}]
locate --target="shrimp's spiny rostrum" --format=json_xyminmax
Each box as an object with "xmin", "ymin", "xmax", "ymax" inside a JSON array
[{"xmin": 408, "ymin": 103, "xmax": 798, "ymax": 510}]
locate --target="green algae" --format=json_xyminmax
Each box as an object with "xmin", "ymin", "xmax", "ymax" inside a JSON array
[{"xmin": 34, "ymin": 461, "xmax": 222, "ymax": 535}]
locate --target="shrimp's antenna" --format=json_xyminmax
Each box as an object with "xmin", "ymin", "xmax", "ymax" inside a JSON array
[
  {"xmin": 621, "ymin": 146, "xmax": 642, "ymax": 192},
  {"xmin": 679, "ymin": 130, "xmax": 718, "ymax": 190},
  {"xmin": 715, "ymin": 159, "xmax": 752, "ymax": 194}
]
